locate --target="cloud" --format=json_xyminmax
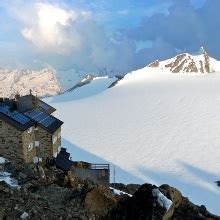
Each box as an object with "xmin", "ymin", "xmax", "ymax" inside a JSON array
[
  {"xmin": 21, "ymin": 3, "xmax": 90, "ymax": 54},
  {"xmin": 2, "ymin": 0, "xmax": 220, "ymax": 75},
  {"xmin": 126, "ymin": 0, "xmax": 220, "ymax": 64},
  {"xmin": 1, "ymin": 1, "xmax": 136, "ymax": 74}
]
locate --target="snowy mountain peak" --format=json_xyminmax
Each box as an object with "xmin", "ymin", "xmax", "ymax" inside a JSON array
[
  {"xmin": 148, "ymin": 48, "xmax": 220, "ymax": 73},
  {"xmin": 0, "ymin": 67, "xmax": 61, "ymax": 98}
]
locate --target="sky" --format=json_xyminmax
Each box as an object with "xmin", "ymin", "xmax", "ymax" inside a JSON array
[{"xmin": 0, "ymin": 0, "xmax": 219, "ymax": 75}]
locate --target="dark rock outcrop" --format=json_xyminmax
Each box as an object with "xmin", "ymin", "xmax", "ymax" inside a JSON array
[
  {"xmin": 107, "ymin": 183, "xmax": 168, "ymax": 220},
  {"xmin": 108, "ymin": 183, "xmax": 220, "ymax": 220},
  {"xmin": 108, "ymin": 75, "xmax": 124, "ymax": 88},
  {"xmin": 66, "ymin": 74, "xmax": 95, "ymax": 93},
  {"xmin": 148, "ymin": 60, "xmax": 160, "ymax": 68},
  {"xmin": 110, "ymin": 182, "xmax": 140, "ymax": 195}
]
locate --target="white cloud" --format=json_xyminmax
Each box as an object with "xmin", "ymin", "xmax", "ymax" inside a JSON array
[
  {"xmin": 20, "ymin": 3, "xmax": 91, "ymax": 54},
  {"xmin": 0, "ymin": 1, "xmax": 137, "ymax": 73}
]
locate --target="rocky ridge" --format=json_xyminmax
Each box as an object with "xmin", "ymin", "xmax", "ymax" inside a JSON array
[
  {"xmin": 66, "ymin": 74, "xmax": 96, "ymax": 93},
  {"xmin": 0, "ymin": 160, "xmax": 219, "ymax": 220},
  {"xmin": 148, "ymin": 47, "xmax": 220, "ymax": 73}
]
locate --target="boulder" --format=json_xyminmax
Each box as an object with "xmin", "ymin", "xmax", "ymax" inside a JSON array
[
  {"xmin": 107, "ymin": 183, "xmax": 168, "ymax": 220},
  {"xmin": 84, "ymin": 185, "xmax": 117, "ymax": 217}
]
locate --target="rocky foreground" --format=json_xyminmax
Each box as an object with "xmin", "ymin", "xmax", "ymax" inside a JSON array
[{"xmin": 0, "ymin": 162, "xmax": 219, "ymax": 220}]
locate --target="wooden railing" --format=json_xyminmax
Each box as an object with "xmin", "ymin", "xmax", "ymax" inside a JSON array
[{"xmin": 90, "ymin": 164, "xmax": 110, "ymax": 170}]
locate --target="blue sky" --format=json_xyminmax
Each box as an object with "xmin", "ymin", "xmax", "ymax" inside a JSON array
[{"xmin": 0, "ymin": 0, "xmax": 218, "ymax": 74}]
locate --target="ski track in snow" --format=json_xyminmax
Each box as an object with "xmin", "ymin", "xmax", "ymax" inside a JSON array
[{"xmin": 46, "ymin": 70, "xmax": 220, "ymax": 215}]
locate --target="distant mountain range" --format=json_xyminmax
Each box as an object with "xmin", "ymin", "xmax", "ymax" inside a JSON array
[
  {"xmin": 0, "ymin": 67, "xmax": 61, "ymax": 98},
  {"xmin": 62, "ymin": 47, "xmax": 220, "ymax": 95},
  {"xmin": 1, "ymin": 47, "xmax": 220, "ymax": 98}
]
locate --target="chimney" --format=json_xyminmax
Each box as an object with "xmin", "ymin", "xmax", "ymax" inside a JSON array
[
  {"xmin": 32, "ymin": 92, "xmax": 39, "ymax": 109},
  {"xmin": 15, "ymin": 92, "xmax": 20, "ymax": 101}
]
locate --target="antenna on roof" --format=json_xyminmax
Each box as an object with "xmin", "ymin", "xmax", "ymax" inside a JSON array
[{"xmin": 30, "ymin": 89, "xmax": 32, "ymax": 95}]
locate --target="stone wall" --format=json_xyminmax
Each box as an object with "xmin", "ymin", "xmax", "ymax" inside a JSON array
[
  {"xmin": 35, "ymin": 126, "xmax": 61, "ymax": 159},
  {"xmin": 52, "ymin": 127, "xmax": 61, "ymax": 157},
  {"xmin": 73, "ymin": 168, "xmax": 110, "ymax": 186},
  {"xmin": 0, "ymin": 119, "xmax": 36, "ymax": 163},
  {"xmin": 35, "ymin": 126, "xmax": 52, "ymax": 159},
  {"xmin": 22, "ymin": 127, "xmax": 36, "ymax": 163},
  {"xmin": 0, "ymin": 118, "xmax": 62, "ymax": 163}
]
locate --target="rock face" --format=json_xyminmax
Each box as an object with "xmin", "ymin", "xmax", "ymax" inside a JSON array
[
  {"xmin": 148, "ymin": 47, "xmax": 218, "ymax": 74},
  {"xmin": 107, "ymin": 184, "xmax": 169, "ymax": 220},
  {"xmin": 109, "ymin": 183, "xmax": 140, "ymax": 195},
  {"xmin": 108, "ymin": 183, "xmax": 220, "ymax": 220},
  {"xmin": 0, "ymin": 67, "xmax": 61, "ymax": 98},
  {"xmin": 84, "ymin": 185, "xmax": 117, "ymax": 217},
  {"xmin": 1, "ymin": 161, "xmax": 219, "ymax": 219},
  {"xmin": 0, "ymin": 161, "xmax": 117, "ymax": 219}
]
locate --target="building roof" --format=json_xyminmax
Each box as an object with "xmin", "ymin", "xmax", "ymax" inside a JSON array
[
  {"xmin": 18, "ymin": 94, "xmax": 56, "ymax": 114},
  {"xmin": 0, "ymin": 105, "xmax": 35, "ymax": 131},
  {"xmin": 25, "ymin": 109, "xmax": 63, "ymax": 133},
  {"xmin": 0, "ymin": 95, "xmax": 62, "ymax": 133}
]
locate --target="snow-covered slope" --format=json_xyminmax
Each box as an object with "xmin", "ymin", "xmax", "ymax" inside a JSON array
[
  {"xmin": 55, "ymin": 75, "xmax": 119, "ymax": 101},
  {"xmin": 46, "ymin": 64, "xmax": 220, "ymax": 215},
  {"xmin": 57, "ymin": 69, "xmax": 90, "ymax": 92},
  {"xmin": 148, "ymin": 47, "xmax": 220, "ymax": 73},
  {"xmin": 0, "ymin": 67, "xmax": 61, "ymax": 98}
]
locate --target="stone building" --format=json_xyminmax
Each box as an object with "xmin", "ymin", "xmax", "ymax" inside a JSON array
[{"xmin": 0, "ymin": 93, "xmax": 63, "ymax": 163}]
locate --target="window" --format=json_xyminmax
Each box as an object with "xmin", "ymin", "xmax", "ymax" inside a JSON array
[
  {"xmin": 33, "ymin": 157, "xmax": 42, "ymax": 163},
  {"xmin": 27, "ymin": 127, "xmax": 33, "ymax": 134},
  {"xmin": 58, "ymin": 131, "xmax": 61, "ymax": 139},
  {"xmin": 53, "ymin": 136, "xmax": 57, "ymax": 144},
  {"xmin": 0, "ymin": 120, "xmax": 2, "ymax": 128},
  {"xmin": 35, "ymin": 141, "xmax": 40, "ymax": 147},
  {"xmin": 28, "ymin": 143, "xmax": 33, "ymax": 151}
]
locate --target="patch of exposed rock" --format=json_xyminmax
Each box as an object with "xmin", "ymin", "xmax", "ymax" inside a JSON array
[
  {"xmin": 148, "ymin": 48, "xmax": 214, "ymax": 74},
  {"xmin": 0, "ymin": 162, "xmax": 117, "ymax": 219},
  {"xmin": 84, "ymin": 185, "xmax": 117, "ymax": 217},
  {"xmin": 107, "ymin": 183, "xmax": 220, "ymax": 220},
  {"xmin": 66, "ymin": 74, "xmax": 95, "ymax": 93},
  {"xmin": 148, "ymin": 60, "xmax": 160, "ymax": 68},
  {"xmin": 109, "ymin": 183, "xmax": 140, "ymax": 195},
  {"xmin": 108, "ymin": 75, "xmax": 124, "ymax": 88},
  {"xmin": 1, "ymin": 161, "xmax": 219, "ymax": 219}
]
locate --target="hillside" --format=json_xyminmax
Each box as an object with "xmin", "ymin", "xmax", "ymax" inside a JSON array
[
  {"xmin": 45, "ymin": 55, "xmax": 220, "ymax": 215},
  {"xmin": 0, "ymin": 67, "xmax": 61, "ymax": 98},
  {"xmin": 1, "ymin": 159, "xmax": 219, "ymax": 219}
]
